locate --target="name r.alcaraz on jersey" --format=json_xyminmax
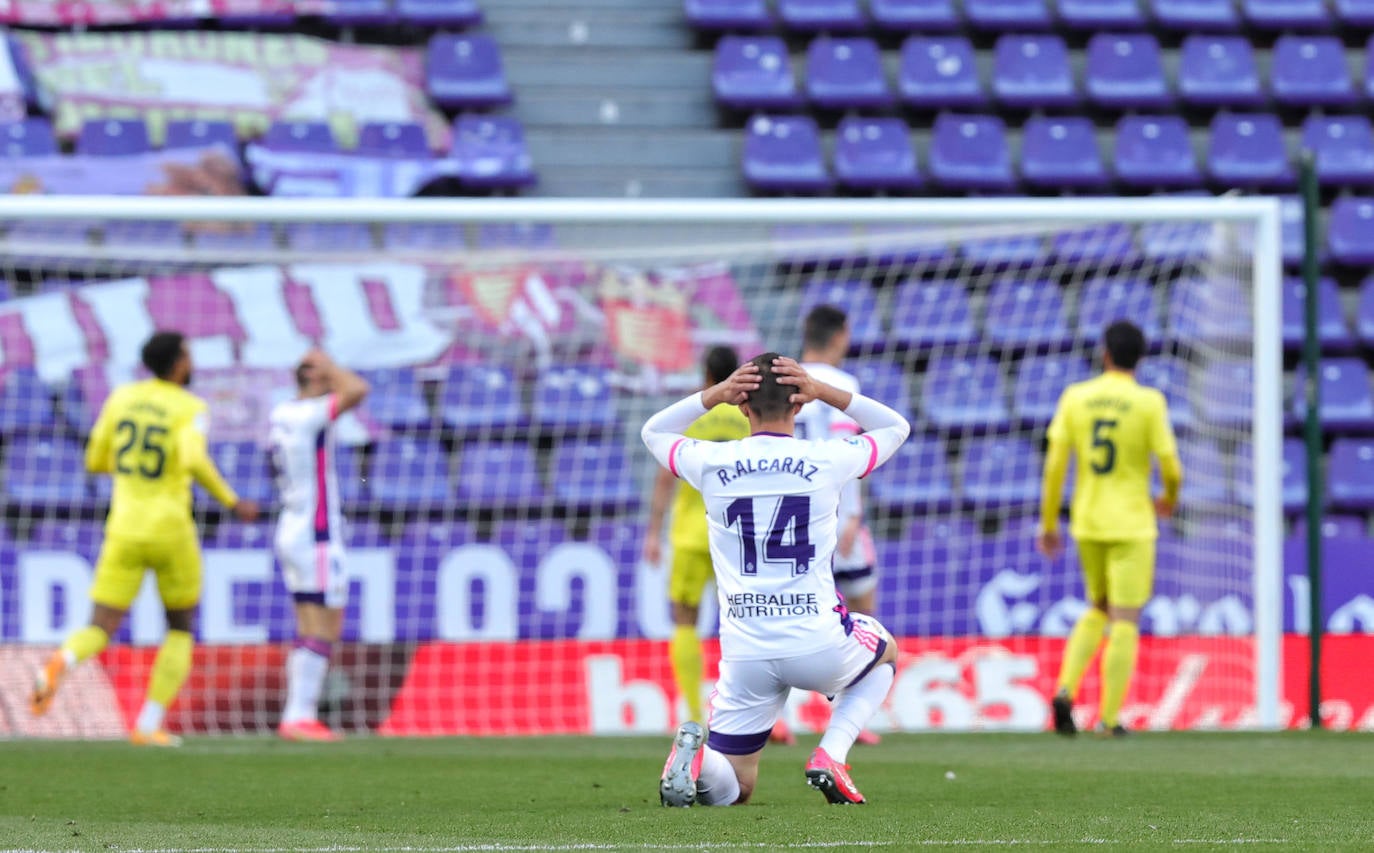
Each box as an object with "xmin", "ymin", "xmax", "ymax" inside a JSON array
[{"xmin": 714, "ymin": 455, "xmax": 820, "ymax": 486}]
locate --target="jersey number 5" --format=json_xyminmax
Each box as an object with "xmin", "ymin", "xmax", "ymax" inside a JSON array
[
  {"xmin": 723, "ymin": 495, "xmax": 816, "ymax": 577},
  {"xmin": 115, "ymin": 420, "xmax": 168, "ymax": 479},
  {"xmin": 1090, "ymin": 418, "xmax": 1117, "ymax": 475}
]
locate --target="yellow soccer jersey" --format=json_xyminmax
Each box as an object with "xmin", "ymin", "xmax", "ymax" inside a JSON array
[
  {"xmin": 1041, "ymin": 371, "xmax": 1182, "ymax": 541},
  {"xmin": 86, "ymin": 378, "xmax": 239, "ymax": 541},
  {"xmin": 668, "ymin": 403, "xmax": 750, "ymax": 551}
]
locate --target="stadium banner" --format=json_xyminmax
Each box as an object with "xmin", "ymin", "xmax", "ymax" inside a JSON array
[
  {"xmin": 14, "ymin": 30, "xmax": 449, "ymax": 149},
  {"xmin": 0, "ymin": 1, "xmax": 332, "ymax": 26},
  {"xmin": 243, "ymin": 145, "xmax": 464, "ymax": 198},
  {"xmin": 0, "ymin": 144, "xmax": 240, "ymax": 195}
]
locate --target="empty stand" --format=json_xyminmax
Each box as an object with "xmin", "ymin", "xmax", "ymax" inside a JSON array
[
  {"xmin": 357, "ymin": 122, "xmax": 431, "ymax": 158},
  {"xmin": 451, "ymin": 115, "xmax": 536, "ymax": 188},
  {"xmin": 77, "ymin": 119, "xmax": 151, "ymax": 156},
  {"xmin": 1020, "ymin": 116, "xmax": 1108, "ymax": 190},
  {"xmin": 742, "ymin": 114, "xmax": 830, "ymax": 193},
  {"xmin": 1302, "ymin": 116, "xmax": 1374, "ymax": 187},
  {"xmin": 833, "ymin": 116, "xmax": 923, "ymax": 191},
  {"xmin": 922, "ymin": 356, "xmax": 1011, "ymax": 432},
  {"xmin": 806, "ymin": 37, "xmax": 893, "ymax": 110},
  {"xmin": 427, "ymin": 34, "xmax": 512, "ymax": 110},
  {"xmin": 1177, "ymin": 35, "xmax": 1263, "ymax": 107},
  {"xmin": 871, "ymin": 0, "xmax": 961, "ymax": 31},
  {"xmin": 993, "ymin": 35, "xmax": 1078, "ymax": 109},
  {"xmin": 0, "ymin": 118, "xmax": 57, "ymax": 156},
  {"xmin": 928, "ymin": 114, "xmax": 1014, "ymax": 191},
  {"xmin": 1085, "ymin": 33, "xmax": 1170, "ymax": 110},
  {"xmin": 1206, "ymin": 114, "xmax": 1294, "ymax": 190},
  {"xmin": 165, "ymin": 120, "xmax": 237, "ymax": 151},
  {"xmin": 713, "ymin": 36, "xmax": 801, "ymax": 111},
  {"xmin": 898, "ymin": 36, "xmax": 986, "ymax": 109},
  {"xmin": 1115, "ymin": 116, "xmax": 1200, "ymax": 189}
]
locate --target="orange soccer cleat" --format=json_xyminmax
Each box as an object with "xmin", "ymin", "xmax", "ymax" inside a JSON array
[
  {"xmin": 30, "ymin": 652, "xmax": 67, "ymax": 717},
  {"xmin": 805, "ymin": 747, "xmax": 866, "ymax": 805},
  {"xmin": 278, "ymin": 719, "xmax": 342, "ymax": 742},
  {"xmin": 130, "ymin": 729, "xmax": 184, "ymax": 748}
]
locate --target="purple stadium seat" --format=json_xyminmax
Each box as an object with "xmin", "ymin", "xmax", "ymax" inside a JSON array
[
  {"xmin": 799, "ymin": 280, "xmax": 885, "ymax": 350},
  {"xmin": 191, "ymin": 223, "xmax": 276, "ymax": 253},
  {"xmin": 437, "ymin": 364, "xmax": 524, "ymax": 436},
  {"xmin": 1151, "ymin": 0, "xmax": 1240, "ymax": 30},
  {"xmin": 1282, "ymin": 277, "xmax": 1353, "ymax": 352},
  {"xmin": 3, "ymin": 437, "xmax": 89, "ymax": 507},
  {"xmin": 806, "ymin": 38, "xmax": 893, "ymax": 110},
  {"xmin": 1178, "ymin": 35, "xmax": 1263, "ymax": 107},
  {"xmin": 965, "ymin": 0, "xmax": 1051, "ymax": 29},
  {"xmin": 77, "ymin": 119, "xmax": 150, "ymax": 156},
  {"xmin": 1195, "ymin": 359, "xmax": 1254, "ymax": 428},
  {"xmin": 847, "ymin": 360, "xmax": 914, "ymax": 419},
  {"xmin": 208, "ymin": 522, "xmax": 273, "ymax": 551},
  {"xmin": 1243, "ymin": 0, "xmax": 1331, "ymax": 28},
  {"xmin": 959, "ymin": 437, "xmax": 1040, "ymax": 508},
  {"xmin": 208, "ymin": 441, "xmax": 274, "ymax": 506},
  {"xmin": 1170, "ymin": 277, "xmax": 1252, "ymax": 347},
  {"xmin": 426, "ymin": 35, "xmax": 511, "ymax": 110},
  {"xmin": 0, "ymin": 368, "xmax": 55, "ymax": 435},
  {"xmin": 1360, "ymin": 275, "xmax": 1374, "ymax": 344},
  {"xmin": 868, "ymin": 438, "xmax": 954, "ymax": 512},
  {"xmin": 1136, "ymin": 357, "xmax": 1193, "ymax": 430},
  {"xmin": 476, "ymin": 222, "xmax": 554, "ymax": 250},
  {"xmin": 1291, "ymin": 515, "xmax": 1368, "ymax": 540},
  {"xmin": 532, "ymin": 366, "xmax": 617, "ymax": 433},
  {"xmin": 321, "ymin": 0, "xmax": 394, "ymax": 26},
  {"xmin": 1292, "ymin": 358, "xmax": 1374, "ymax": 432},
  {"xmin": 1012, "ymin": 356, "xmax": 1092, "ymax": 427},
  {"xmin": 261, "ymin": 121, "xmax": 337, "ymax": 153},
  {"xmin": 452, "ymin": 115, "xmax": 535, "ymax": 188},
  {"xmin": 929, "ymin": 114, "xmax": 1014, "ymax": 192},
  {"xmin": 284, "ymin": 222, "xmax": 372, "ymax": 251},
  {"xmin": 1058, "ymin": 0, "xmax": 1148, "ymax": 27},
  {"xmin": 713, "ymin": 36, "xmax": 801, "ymax": 111},
  {"xmin": 1020, "ymin": 116, "xmax": 1108, "ymax": 190},
  {"xmin": 985, "ymin": 281, "xmax": 1073, "ymax": 351},
  {"xmin": 1327, "ymin": 438, "xmax": 1374, "ymax": 509},
  {"xmin": 27, "ymin": 521, "xmax": 103, "ymax": 555},
  {"xmin": 870, "ymin": 0, "xmax": 960, "ymax": 31},
  {"xmin": 898, "ymin": 37, "xmax": 986, "ymax": 109},
  {"xmin": 890, "ymin": 281, "xmax": 976, "ymax": 350},
  {"xmin": 742, "ymin": 115, "xmax": 831, "ymax": 194},
  {"xmin": 1114, "ymin": 116, "xmax": 1201, "ymax": 189},
  {"xmin": 395, "ymin": 0, "xmax": 482, "ymax": 26},
  {"xmin": 165, "ymin": 120, "xmax": 237, "ymax": 151},
  {"xmin": 777, "ymin": 0, "xmax": 866, "ymax": 32},
  {"xmin": 922, "ymin": 356, "xmax": 1011, "ymax": 432},
  {"xmin": 0, "ymin": 118, "xmax": 57, "ymax": 157},
  {"xmin": 334, "ymin": 446, "xmax": 366, "ymax": 507},
  {"xmin": 1173, "ymin": 437, "xmax": 1230, "ymax": 507},
  {"xmin": 685, "ymin": 0, "xmax": 772, "ymax": 30},
  {"xmin": 1272, "ymin": 36, "xmax": 1355, "ymax": 107},
  {"xmin": 1338, "ymin": 0, "xmax": 1374, "ymax": 24},
  {"xmin": 1280, "ymin": 195, "xmax": 1306, "ymax": 268},
  {"xmin": 1051, "ymin": 223, "xmax": 1138, "ymax": 265},
  {"xmin": 1302, "ymin": 116, "xmax": 1374, "ymax": 188},
  {"xmin": 1207, "ymin": 113, "xmax": 1294, "ymax": 189},
  {"xmin": 357, "ymin": 122, "xmax": 430, "ymax": 158},
  {"xmin": 834, "ymin": 117, "xmax": 922, "ymax": 191},
  {"xmin": 369, "ymin": 438, "xmax": 452, "ymax": 510},
  {"xmin": 1086, "ymin": 34, "xmax": 1170, "ymax": 110},
  {"xmin": 382, "ymin": 223, "xmax": 465, "ymax": 252},
  {"xmin": 1328, "ymin": 197, "xmax": 1374, "ymax": 265},
  {"xmin": 455, "ymin": 441, "xmax": 545, "ymax": 508},
  {"xmin": 960, "ymin": 233, "xmax": 1047, "ymax": 269},
  {"xmin": 1235, "ymin": 439, "xmax": 1307, "ymax": 513},
  {"xmin": 1077, "ymin": 277, "xmax": 1162, "ymax": 345},
  {"xmin": 357, "ymin": 367, "xmax": 432, "ymax": 432},
  {"xmin": 992, "ymin": 35, "xmax": 1078, "ymax": 109},
  {"xmin": 551, "ymin": 440, "xmax": 640, "ymax": 511}
]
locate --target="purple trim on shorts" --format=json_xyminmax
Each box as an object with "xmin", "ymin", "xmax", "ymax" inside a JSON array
[
  {"xmin": 845, "ymin": 643, "xmax": 891, "ymax": 689},
  {"xmin": 707, "ymin": 728, "xmax": 771, "ymax": 756},
  {"xmin": 832, "ymin": 565, "xmax": 874, "ymax": 583},
  {"xmin": 293, "ymin": 592, "xmax": 326, "ymax": 606},
  {"xmin": 296, "ymin": 637, "xmax": 332, "ymax": 658}
]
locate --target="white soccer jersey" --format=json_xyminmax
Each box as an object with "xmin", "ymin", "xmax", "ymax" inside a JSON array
[
  {"xmin": 797, "ymin": 362, "xmax": 871, "ymax": 572},
  {"xmin": 269, "ymin": 394, "xmax": 344, "ymax": 556},
  {"xmin": 643, "ymin": 392, "xmax": 908, "ymax": 661}
]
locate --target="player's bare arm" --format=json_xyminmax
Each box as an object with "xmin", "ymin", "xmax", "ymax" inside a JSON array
[
  {"xmin": 700, "ymin": 361, "xmax": 761, "ymax": 409},
  {"xmin": 643, "ymin": 467, "xmax": 676, "ymax": 565},
  {"xmin": 771, "ymin": 356, "xmax": 853, "ymax": 411},
  {"xmin": 303, "ymin": 349, "xmax": 370, "ymax": 415}
]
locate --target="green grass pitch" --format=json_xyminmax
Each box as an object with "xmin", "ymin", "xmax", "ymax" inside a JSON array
[{"xmin": 2, "ymin": 732, "xmax": 1371, "ymax": 852}]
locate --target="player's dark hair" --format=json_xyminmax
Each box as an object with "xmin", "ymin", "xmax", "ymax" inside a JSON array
[
  {"xmin": 1103, "ymin": 320, "xmax": 1146, "ymax": 370},
  {"xmin": 743, "ymin": 351, "xmax": 793, "ymax": 421},
  {"xmin": 294, "ymin": 362, "xmax": 312, "ymax": 390},
  {"xmin": 141, "ymin": 331, "xmax": 186, "ymax": 380},
  {"xmin": 703, "ymin": 345, "xmax": 740, "ymax": 385},
  {"xmin": 803, "ymin": 304, "xmax": 848, "ymax": 352}
]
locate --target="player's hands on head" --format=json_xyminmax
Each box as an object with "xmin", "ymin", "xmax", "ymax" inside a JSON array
[
  {"xmin": 233, "ymin": 499, "xmax": 261, "ymax": 523},
  {"xmin": 1035, "ymin": 528, "xmax": 1063, "ymax": 559},
  {"xmin": 771, "ymin": 357, "xmax": 822, "ymax": 406},
  {"xmin": 704, "ymin": 362, "xmax": 761, "ymax": 408}
]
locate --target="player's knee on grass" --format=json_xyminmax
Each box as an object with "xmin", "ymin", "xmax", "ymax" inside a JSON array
[{"xmin": 724, "ymin": 751, "xmax": 761, "ymax": 805}]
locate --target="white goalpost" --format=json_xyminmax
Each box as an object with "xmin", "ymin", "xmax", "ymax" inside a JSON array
[{"xmin": 0, "ymin": 195, "xmax": 1283, "ymax": 737}]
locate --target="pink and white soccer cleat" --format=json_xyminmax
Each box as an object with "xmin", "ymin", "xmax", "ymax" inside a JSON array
[
  {"xmin": 660, "ymin": 721, "xmax": 706, "ymax": 807},
  {"xmin": 805, "ymin": 747, "xmax": 866, "ymax": 805},
  {"xmin": 278, "ymin": 719, "xmax": 341, "ymax": 742}
]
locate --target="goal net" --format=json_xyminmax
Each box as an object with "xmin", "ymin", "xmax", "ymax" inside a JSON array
[{"xmin": 0, "ymin": 197, "xmax": 1282, "ymax": 738}]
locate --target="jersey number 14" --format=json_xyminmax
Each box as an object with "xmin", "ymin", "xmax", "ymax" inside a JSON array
[{"xmin": 723, "ymin": 496, "xmax": 816, "ymax": 577}]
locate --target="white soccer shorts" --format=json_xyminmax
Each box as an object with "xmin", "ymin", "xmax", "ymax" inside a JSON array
[{"xmin": 276, "ymin": 536, "xmax": 348, "ymax": 609}]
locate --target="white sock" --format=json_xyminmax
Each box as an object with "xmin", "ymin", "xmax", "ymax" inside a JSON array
[
  {"xmin": 694, "ymin": 746, "xmax": 740, "ymax": 807},
  {"xmin": 135, "ymin": 700, "xmax": 166, "ymax": 734},
  {"xmin": 818, "ymin": 663, "xmax": 894, "ymax": 765},
  {"xmin": 282, "ymin": 645, "xmax": 329, "ymax": 723}
]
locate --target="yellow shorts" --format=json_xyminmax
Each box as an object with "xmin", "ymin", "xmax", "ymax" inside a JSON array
[
  {"xmin": 669, "ymin": 547, "xmax": 714, "ymax": 608},
  {"xmin": 90, "ymin": 533, "xmax": 203, "ymax": 611},
  {"xmin": 1077, "ymin": 538, "xmax": 1155, "ymax": 609}
]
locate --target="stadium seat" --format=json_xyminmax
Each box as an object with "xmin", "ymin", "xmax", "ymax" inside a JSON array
[
  {"xmin": 358, "ymin": 367, "xmax": 432, "ymax": 432},
  {"xmin": 426, "ymin": 35, "xmax": 512, "ymax": 110},
  {"xmin": 1050, "ymin": 223, "xmax": 1137, "ymax": 265},
  {"xmin": 395, "ymin": 0, "xmax": 482, "ymax": 26},
  {"xmin": 964, "ymin": 0, "xmax": 1052, "ymax": 29},
  {"xmin": 1282, "ymin": 277, "xmax": 1354, "ymax": 352},
  {"xmin": 321, "ymin": 0, "xmax": 394, "ymax": 26},
  {"xmin": 890, "ymin": 281, "xmax": 976, "ymax": 351},
  {"xmin": 0, "ymin": 368, "xmax": 56, "ymax": 436},
  {"xmin": 712, "ymin": 36, "xmax": 802, "ymax": 111},
  {"xmin": 833, "ymin": 116, "xmax": 922, "ymax": 191},
  {"xmin": 992, "ymin": 35, "xmax": 1077, "ymax": 109},
  {"xmin": 870, "ymin": 0, "xmax": 960, "ymax": 31},
  {"xmin": 1327, "ymin": 197, "xmax": 1374, "ymax": 265},
  {"xmin": 382, "ymin": 222, "xmax": 465, "ymax": 251},
  {"xmin": 1207, "ymin": 113, "xmax": 1294, "ymax": 190},
  {"xmin": 77, "ymin": 119, "xmax": 151, "ymax": 156},
  {"xmin": 1150, "ymin": 0, "xmax": 1240, "ymax": 30},
  {"xmin": 1235, "ymin": 439, "xmax": 1308, "ymax": 513},
  {"xmin": 1327, "ymin": 438, "xmax": 1374, "ymax": 509},
  {"xmin": 1280, "ymin": 195, "xmax": 1306, "ymax": 267},
  {"xmin": 26, "ymin": 520, "xmax": 103, "ymax": 555},
  {"xmin": 1012, "ymin": 356, "xmax": 1092, "ymax": 427},
  {"xmin": 532, "ymin": 366, "xmax": 617, "ymax": 434},
  {"xmin": 1337, "ymin": 0, "xmax": 1374, "ymax": 24},
  {"xmin": 984, "ymin": 280, "xmax": 1073, "ymax": 351},
  {"xmin": 898, "ymin": 37, "xmax": 986, "ymax": 109},
  {"xmin": 0, "ymin": 118, "xmax": 57, "ymax": 157},
  {"xmin": 208, "ymin": 522, "xmax": 273, "ymax": 551},
  {"xmin": 284, "ymin": 222, "xmax": 372, "ymax": 251},
  {"xmin": 455, "ymin": 441, "xmax": 545, "ymax": 508},
  {"xmin": 685, "ymin": 0, "xmax": 772, "ymax": 30},
  {"xmin": 208, "ymin": 442, "xmax": 274, "ymax": 506},
  {"xmin": 847, "ymin": 359, "xmax": 914, "ymax": 419},
  {"xmin": 1114, "ymin": 116, "xmax": 1201, "ymax": 189},
  {"xmin": 806, "ymin": 38, "xmax": 892, "ymax": 110},
  {"xmin": 777, "ymin": 0, "xmax": 866, "ymax": 32},
  {"xmin": 1173, "ymin": 437, "xmax": 1230, "ymax": 507},
  {"xmin": 1170, "ymin": 277, "xmax": 1252, "ymax": 347},
  {"xmin": 1177, "ymin": 35, "xmax": 1263, "ymax": 107},
  {"xmin": 742, "ymin": 115, "xmax": 831, "ymax": 194},
  {"xmin": 868, "ymin": 438, "xmax": 955, "ymax": 513},
  {"xmin": 369, "ymin": 438, "xmax": 453, "ymax": 510},
  {"xmin": 1020, "ymin": 116, "xmax": 1108, "ymax": 191},
  {"xmin": 1359, "ymin": 275, "xmax": 1374, "ymax": 345},
  {"xmin": 191, "ymin": 223, "xmax": 276, "ymax": 252},
  {"xmin": 1076, "ymin": 277, "xmax": 1162, "ymax": 345},
  {"xmin": 922, "ymin": 356, "xmax": 1011, "ymax": 432},
  {"xmin": 164, "ymin": 119, "xmax": 237, "ymax": 151},
  {"xmin": 929, "ymin": 114, "xmax": 1014, "ymax": 192},
  {"xmin": 1271, "ymin": 36, "xmax": 1355, "ymax": 107},
  {"xmin": 1242, "ymin": 0, "xmax": 1331, "ymax": 28},
  {"xmin": 2, "ymin": 437, "xmax": 89, "ymax": 508},
  {"xmin": 960, "ymin": 233, "xmax": 1047, "ymax": 269},
  {"xmin": 1136, "ymin": 357, "xmax": 1194, "ymax": 430},
  {"xmin": 261, "ymin": 121, "xmax": 338, "ymax": 153},
  {"xmin": 550, "ymin": 440, "xmax": 640, "ymax": 511},
  {"xmin": 1291, "ymin": 515, "xmax": 1368, "ymax": 540},
  {"xmin": 1302, "ymin": 116, "xmax": 1374, "ymax": 187},
  {"xmin": 1085, "ymin": 33, "xmax": 1170, "ymax": 110},
  {"xmin": 1195, "ymin": 359, "xmax": 1254, "ymax": 428},
  {"xmin": 452, "ymin": 115, "xmax": 536, "ymax": 188},
  {"xmin": 959, "ymin": 437, "xmax": 1040, "ymax": 508},
  {"xmin": 357, "ymin": 122, "xmax": 430, "ymax": 158},
  {"xmin": 1058, "ymin": 0, "xmax": 1148, "ymax": 27},
  {"xmin": 799, "ymin": 280, "xmax": 885, "ymax": 351},
  {"xmin": 437, "ymin": 364, "xmax": 525, "ymax": 436},
  {"xmin": 1292, "ymin": 358, "xmax": 1374, "ymax": 432}
]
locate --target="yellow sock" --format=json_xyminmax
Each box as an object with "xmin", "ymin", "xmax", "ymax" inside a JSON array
[
  {"xmin": 61, "ymin": 625, "xmax": 109, "ymax": 666},
  {"xmin": 1100, "ymin": 621, "xmax": 1141, "ymax": 728},
  {"xmin": 669, "ymin": 625, "xmax": 705, "ymax": 723},
  {"xmin": 1056, "ymin": 608, "xmax": 1108, "ymax": 699},
  {"xmin": 147, "ymin": 630, "xmax": 193, "ymax": 709}
]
